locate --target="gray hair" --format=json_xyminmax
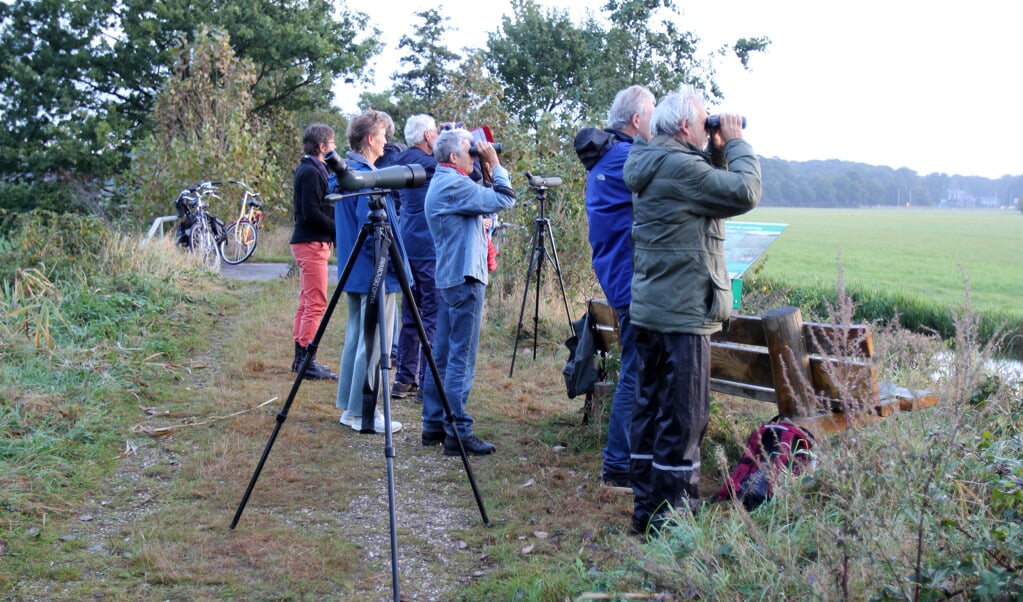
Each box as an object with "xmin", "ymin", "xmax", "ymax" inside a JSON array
[
  {"xmin": 433, "ymin": 128, "xmax": 472, "ymax": 162},
  {"xmin": 404, "ymin": 114, "xmax": 437, "ymax": 146},
  {"xmin": 608, "ymin": 85, "xmax": 655, "ymax": 130},
  {"xmin": 651, "ymin": 84, "xmax": 704, "ymax": 137}
]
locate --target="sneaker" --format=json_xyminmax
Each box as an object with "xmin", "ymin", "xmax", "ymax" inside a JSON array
[
  {"xmin": 443, "ymin": 434, "xmax": 495, "ymax": 456},
  {"xmin": 391, "ymin": 382, "xmax": 418, "ymax": 399},
  {"xmin": 600, "ymin": 469, "xmax": 633, "ymax": 493},
  {"xmin": 339, "ymin": 410, "xmax": 354, "ymax": 427},
  {"xmin": 351, "ymin": 412, "xmax": 403, "ymax": 434},
  {"xmin": 421, "ymin": 430, "xmax": 446, "ymax": 446}
]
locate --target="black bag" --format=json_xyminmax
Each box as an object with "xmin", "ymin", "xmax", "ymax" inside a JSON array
[
  {"xmin": 573, "ymin": 128, "xmax": 618, "ymax": 171},
  {"xmin": 563, "ymin": 312, "xmax": 599, "ymax": 399}
]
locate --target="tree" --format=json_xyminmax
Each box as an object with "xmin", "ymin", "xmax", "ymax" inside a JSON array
[
  {"xmin": 484, "ymin": 0, "xmax": 603, "ymax": 127},
  {"xmin": 483, "ymin": 0, "xmax": 769, "ymax": 130},
  {"xmin": 0, "ymin": 0, "xmax": 379, "ymax": 215},
  {"xmin": 127, "ymin": 28, "xmax": 286, "ymax": 225},
  {"xmin": 391, "ymin": 9, "xmax": 460, "ymax": 115}
]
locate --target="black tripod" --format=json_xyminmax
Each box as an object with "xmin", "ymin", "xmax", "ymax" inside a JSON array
[
  {"xmin": 230, "ymin": 189, "xmax": 490, "ymax": 602},
  {"xmin": 509, "ymin": 173, "xmax": 573, "ymax": 377}
]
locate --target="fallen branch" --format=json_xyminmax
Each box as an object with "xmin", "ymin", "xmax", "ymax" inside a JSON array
[{"xmin": 131, "ymin": 397, "xmax": 278, "ymax": 438}]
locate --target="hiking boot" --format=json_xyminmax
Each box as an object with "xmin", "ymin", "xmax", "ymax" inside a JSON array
[
  {"xmin": 352, "ymin": 412, "xmax": 402, "ymax": 434},
  {"xmin": 302, "ymin": 360, "xmax": 338, "ymax": 381},
  {"xmin": 421, "ymin": 430, "xmax": 446, "ymax": 446},
  {"xmin": 443, "ymin": 434, "xmax": 495, "ymax": 456},
  {"xmin": 600, "ymin": 469, "xmax": 632, "ymax": 493},
  {"xmin": 292, "ymin": 343, "xmax": 337, "ymax": 381},
  {"xmin": 392, "ymin": 381, "xmax": 418, "ymax": 399},
  {"xmin": 415, "ymin": 388, "xmax": 423, "ymax": 404}
]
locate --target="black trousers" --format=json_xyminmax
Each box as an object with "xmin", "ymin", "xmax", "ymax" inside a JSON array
[{"xmin": 630, "ymin": 328, "xmax": 710, "ymax": 530}]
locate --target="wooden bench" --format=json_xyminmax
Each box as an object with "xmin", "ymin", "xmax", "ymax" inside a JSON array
[{"xmin": 584, "ymin": 298, "xmax": 937, "ymax": 434}]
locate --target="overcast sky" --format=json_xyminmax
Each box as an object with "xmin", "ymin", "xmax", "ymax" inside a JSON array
[{"xmin": 335, "ymin": 0, "xmax": 1023, "ymax": 179}]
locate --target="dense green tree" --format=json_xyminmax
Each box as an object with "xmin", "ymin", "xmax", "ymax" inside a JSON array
[
  {"xmin": 0, "ymin": 0, "xmax": 378, "ymax": 215},
  {"xmin": 484, "ymin": 0, "xmax": 770, "ymax": 129},
  {"xmin": 484, "ymin": 0, "xmax": 603, "ymax": 127}
]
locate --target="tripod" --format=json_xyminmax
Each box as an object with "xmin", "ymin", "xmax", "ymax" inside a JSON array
[
  {"xmin": 231, "ymin": 190, "xmax": 490, "ymax": 602},
  {"xmin": 508, "ymin": 174, "xmax": 573, "ymax": 377}
]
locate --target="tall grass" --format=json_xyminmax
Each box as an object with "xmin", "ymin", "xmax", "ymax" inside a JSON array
[{"xmin": 0, "ymin": 212, "xmax": 221, "ymax": 545}]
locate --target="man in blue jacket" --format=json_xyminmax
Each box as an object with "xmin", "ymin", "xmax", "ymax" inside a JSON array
[
  {"xmin": 420, "ymin": 129, "xmax": 515, "ymax": 456},
  {"xmin": 390, "ymin": 115, "xmax": 440, "ymax": 402},
  {"xmin": 577, "ymin": 85, "xmax": 656, "ymax": 491}
]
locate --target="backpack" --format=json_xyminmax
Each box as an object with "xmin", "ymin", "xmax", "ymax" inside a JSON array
[
  {"xmin": 716, "ymin": 420, "xmax": 816, "ymax": 510},
  {"xmin": 563, "ymin": 311, "xmax": 599, "ymax": 399}
]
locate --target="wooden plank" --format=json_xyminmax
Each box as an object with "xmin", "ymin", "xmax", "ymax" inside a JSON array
[
  {"xmin": 711, "ymin": 344, "xmax": 775, "ymax": 389},
  {"xmin": 879, "ymin": 382, "xmax": 938, "ymax": 411},
  {"xmin": 803, "ymin": 322, "xmax": 874, "ymax": 357},
  {"xmin": 713, "ymin": 314, "xmax": 767, "ymax": 347},
  {"xmin": 793, "ymin": 411, "xmax": 882, "ymax": 436},
  {"xmin": 809, "ymin": 358, "xmax": 880, "ymax": 410},
  {"xmin": 711, "ymin": 379, "xmax": 777, "ymax": 403},
  {"xmin": 586, "ymin": 298, "xmax": 619, "ymax": 354}
]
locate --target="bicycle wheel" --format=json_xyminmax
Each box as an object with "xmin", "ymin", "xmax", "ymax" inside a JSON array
[
  {"xmin": 220, "ymin": 220, "xmax": 258, "ymax": 264},
  {"xmin": 189, "ymin": 217, "xmax": 221, "ymax": 271}
]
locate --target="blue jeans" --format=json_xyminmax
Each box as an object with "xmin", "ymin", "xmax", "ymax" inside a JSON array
[
  {"xmin": 336, "ymin": 292, "xmax": 396, "ymax": 417},
  {"xmin": 603, "ymin": 304, "xmax": 636, "ymax": 475},
  {"xmin": 395, "ymin": 258, "xmax": 438, "ymax": 386},
  {"xmin": 421, "ymin": 279, "xmax": 485, "ymax": 437}
]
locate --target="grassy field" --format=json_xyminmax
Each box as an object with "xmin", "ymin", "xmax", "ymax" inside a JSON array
[{"xmin": 736, "ymin": 207, "xmax": 1022, "ymax": 316}]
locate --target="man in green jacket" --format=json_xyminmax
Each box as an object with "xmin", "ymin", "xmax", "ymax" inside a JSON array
[{"xmin": 622, "ymin": 85, "xmax": 761, "ymax": 536}]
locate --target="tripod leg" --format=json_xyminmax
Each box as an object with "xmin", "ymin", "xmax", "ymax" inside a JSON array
[
  {"xmin": 231, "ymin": 225, "xmax": 369, "ymax": 530},
  {"xmin": 538, "ymin": 218, "xmax": 574, "ymax": 335},
  {"xmin": 386, "ymin": 235, "xmax": 491, "ymax": 527},
  {"xmin": 367, "ymin": 227, "xmax": 402, "ymax": 599},
  {"xmin": 530, "ymin": 222, "xmax": 546, "ymax": 359},
  {"xmin": 508, "ymin": 219, "xmax": 543, "ymax": 377}
]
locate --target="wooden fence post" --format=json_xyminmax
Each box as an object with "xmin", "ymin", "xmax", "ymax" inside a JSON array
[{"xmin": 761, "ymin": 306, "xmax": 815, "ymax": 418}]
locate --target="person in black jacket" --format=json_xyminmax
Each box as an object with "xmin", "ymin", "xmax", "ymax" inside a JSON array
[{"xmin": 289, "ymin": 123, "xmax": 338, "ymax": 380}]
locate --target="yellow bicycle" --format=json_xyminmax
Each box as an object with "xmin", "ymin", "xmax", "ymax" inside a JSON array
[{"xmin": 220, "ymin": 180, "xmax": 263, "ymax": 265}]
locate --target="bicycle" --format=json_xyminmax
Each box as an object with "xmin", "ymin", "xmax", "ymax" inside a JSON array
[
  {"xmin": 174, "ymin": 180, "xmax": 224, "ymax": 271},
  {"xmin": 219, "ymin": 179, "xmax": 264, "ymax": 265}
]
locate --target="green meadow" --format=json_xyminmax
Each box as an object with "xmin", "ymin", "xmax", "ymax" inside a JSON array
[{"xmin": 733, "ymin": 207, "xmax": 1023, "ymax": 354}]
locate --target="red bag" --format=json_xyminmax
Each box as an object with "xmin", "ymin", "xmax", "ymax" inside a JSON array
[{"xmin": 716, "ymin": 420, "xmax": 815, "ymax": 510}]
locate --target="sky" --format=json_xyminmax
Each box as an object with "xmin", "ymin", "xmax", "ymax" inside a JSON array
[{"xmin": 334, "ymin": 0, "xmax": 1023, "ymax": 179}]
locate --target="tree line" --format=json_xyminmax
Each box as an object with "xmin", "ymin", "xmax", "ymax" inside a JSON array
[{"xmin": 759, "ymin": 158, "xmax": 1023, "ymax": 208}]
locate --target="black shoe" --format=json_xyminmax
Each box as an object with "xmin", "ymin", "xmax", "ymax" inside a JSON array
[
  {"xmin": 600, "ymin": 469, "xmax": 632, "ymax": 493},
  {"xmin": 443, "ymin": 434, "xmax": 495, "ymax": 456},
  {"xmin": 421, "ymin": 430, "xmax": 446, "ymax": 446},
  {"xmin": 302, "ymin": 361, "xmax": 338, "ymax": 381},
  {"xmin": 392, "ymin": 382, "xmax": 418, "ymax": 399}
]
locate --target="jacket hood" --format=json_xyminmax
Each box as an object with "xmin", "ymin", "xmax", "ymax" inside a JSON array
[{"xmin": 623, "ymin": 136, "xmax": 668, "ymax": 194}]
